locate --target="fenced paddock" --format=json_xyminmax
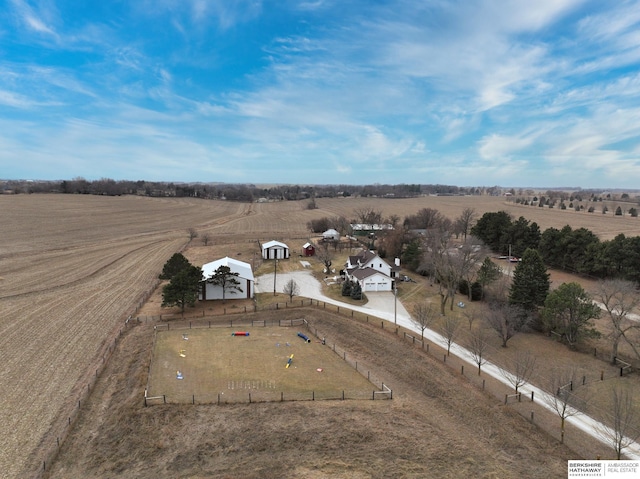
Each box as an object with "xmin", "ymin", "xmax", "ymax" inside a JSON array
[{"xmin": 146, "ymin": 319, "xmax": 390, "ymax": 405}]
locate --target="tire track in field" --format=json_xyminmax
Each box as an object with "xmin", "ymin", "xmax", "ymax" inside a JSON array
[{"xmin": 0, "ymin": 237, "xmax": 172, "ymax": 300}]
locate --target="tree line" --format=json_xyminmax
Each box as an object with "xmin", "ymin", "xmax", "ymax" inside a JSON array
[
  {"xmin": 3, "ymin": 177, "xmax": 520, "ymax": 201},
  {"xmin": 470, "ymin": 211, "xmax": 640, "ymax": 283}
]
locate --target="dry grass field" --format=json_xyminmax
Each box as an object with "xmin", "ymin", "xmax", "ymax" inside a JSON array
[
  {"xmin": 147, "ymin": 326, "xmax": 376, "ymax": 404},
  {"xmin": 1, "ymin": 192, "xmax": 639, "ymax": 478}
]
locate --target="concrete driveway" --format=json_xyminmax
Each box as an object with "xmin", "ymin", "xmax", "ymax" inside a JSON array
[{"xmin": 255, "ymin": 270, "xmax": 411, "ymax": 324}]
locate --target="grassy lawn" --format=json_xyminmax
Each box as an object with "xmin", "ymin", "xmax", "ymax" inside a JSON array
[{"xmin": 147, "ymin": 326, "xmax": 376, "ymax": 404}]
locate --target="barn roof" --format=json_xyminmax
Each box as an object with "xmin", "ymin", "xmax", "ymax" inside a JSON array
[
  {"xmin": 202, "ymin": 257, "xmax": 254, "ymax": 281},
  {"xmin": 261, "ymin": 240, "xmax": 288, "ymax": 249}
]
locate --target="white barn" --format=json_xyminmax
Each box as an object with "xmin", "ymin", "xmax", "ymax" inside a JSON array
[
  {"xmin": 261, "ymin": 240, "xmax": 290, "ymax": 260},
  {"xmin": 200, "ymin": 257, "xmax": 255, "ymax": 300}
]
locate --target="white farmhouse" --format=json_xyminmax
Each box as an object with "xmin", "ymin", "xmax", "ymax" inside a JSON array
[
  {"xmin": 344, "ymin": 249, "xmax": 398, "ymax": 292},
  {"xmin": 200, "ymin": 257, "xmax": 255, "ymax": 300}
]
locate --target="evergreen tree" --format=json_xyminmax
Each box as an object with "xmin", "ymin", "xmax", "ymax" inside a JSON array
[
  {"xmin": 470, "ymin": 211, "xmax": 512, "ymax": 253},
  {"xmin": 509, "ymin": 248, "xmax": 550, "ymax": 312},
  {"xmin": 206, "ymin": 265, "xmax": 242, "ymax": 303},
  {"xmin": 341, "ymin": 279, "xmax": 353, "ymax": 296},
  {"xmin": 477, "ymin": 257, "xmax": 502, "ymax": 300},
  {"xmin": 402, "ymin": 238, "xmax": 422, "ymax": 272},
  {"xmin": 350, "ymin": 281, "xmax": 362, "ymax": 300},
  {"xmin": 541, "ymin": 282, "xmax": 600, "ymax": 349},
  {"xmin": 161, "ymin": 265, "xmax": 203, "ymax": 317},
  {"xmin": 159, "ymin": 253, "xmax": 192, "ymax": 280}
]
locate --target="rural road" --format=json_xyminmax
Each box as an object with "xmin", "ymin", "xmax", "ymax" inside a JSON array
[{"xmin": 256, "ymin": 270, "xmax": 640, "ymax": 460}]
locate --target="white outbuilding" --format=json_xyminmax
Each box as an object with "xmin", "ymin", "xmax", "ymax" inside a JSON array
[
  {"xmin": 322, "ymin": 229, "xmax": 340, "ymax": 241},
  {"xmin": 200, "ymin": 257, "xmax": 255, "ymax": 300},
  {"xmin": 261, "ymin": 240, "xmax": 290, "ymax": 260}
]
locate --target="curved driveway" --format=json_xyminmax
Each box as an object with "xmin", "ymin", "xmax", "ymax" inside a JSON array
[
  {"xmin": 255, "ymin": 270, "xmax": 411, "ymax": 324},
  {"xmin": 256, "ymin": 270, "xmax": 640, "ymax": 460}
]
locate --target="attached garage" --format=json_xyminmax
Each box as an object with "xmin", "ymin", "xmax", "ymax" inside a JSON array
[{"xmin": 348, "ymin": 268, "xmax": 393, "ymax": 292}]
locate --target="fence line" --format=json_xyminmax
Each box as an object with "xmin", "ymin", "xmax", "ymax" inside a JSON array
[
  {"xmin": 36, "ymin": 268, "xmax": 170, "ymax": 479},
  {"xmin": 145, "ymin": 315, "xmax": 392, "ymax": 406}
]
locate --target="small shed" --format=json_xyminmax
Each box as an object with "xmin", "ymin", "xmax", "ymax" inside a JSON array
[
  {"xmin": 261, "ymin": 240, "xmax": 290, "ymax": 260},
  {"xmin": 322, "ymin": 228, "xmax": 340, "ymax": 241},
  {"xmin": 302, "ymin": 242, "xmax": 315, "ymax": 257}
]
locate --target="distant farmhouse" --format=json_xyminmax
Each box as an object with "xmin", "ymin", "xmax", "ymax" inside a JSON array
[
  {"xmin": 350, "ymin": 224, "xmax": 394, "ymax": 236},
  {"xmin": 200, "ymin": 257, "xmax": 255, "ymax": 300}
]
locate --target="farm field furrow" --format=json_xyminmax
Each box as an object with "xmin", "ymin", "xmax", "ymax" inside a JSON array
[{"xmin": 0, "ymin": 239, "xmax": 166, "ymax": 299}]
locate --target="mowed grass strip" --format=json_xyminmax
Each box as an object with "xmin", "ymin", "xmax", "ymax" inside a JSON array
[{"xmin": 148, "ymin": 326, "xmax": 376, "ymax": 403}]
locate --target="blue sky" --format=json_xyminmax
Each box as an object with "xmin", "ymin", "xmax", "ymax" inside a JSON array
[{"xmin": 2, "ymin": 0, "xmax": 640, "ymax": 188}]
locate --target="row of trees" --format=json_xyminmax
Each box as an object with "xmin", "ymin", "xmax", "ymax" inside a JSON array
[
  {"xmin": 5, "ymin": 178, "xmax": 507, "ymax": 200},
  {"xmin": 471, "ymin": 211, "xmax": 640, "ymax": 283}
]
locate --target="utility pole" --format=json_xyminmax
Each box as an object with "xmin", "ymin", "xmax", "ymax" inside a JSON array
[
  {"xmin": 273, "ymin": 259, "xmax": 278, "ymax": 296},
  {"xmin": 394, "ymin": 281, "xmax": 397, "ymax": 324}
]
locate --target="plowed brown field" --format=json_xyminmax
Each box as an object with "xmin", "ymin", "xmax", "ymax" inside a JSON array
[{"xmin": 1, "ymin": 193, "xmax": 638, "ymax": 478}]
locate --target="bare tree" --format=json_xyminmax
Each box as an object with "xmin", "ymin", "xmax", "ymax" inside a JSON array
[
  {"xmin": 283, "ymin": 279, "xmax": 300, "ymax": 301},
  {"xmin": 463, "ymin": 309, "xmax": 477, "ymax": 330},
  {"xmin": 201, "ymin": 232, "xmax": 210, "ymax": 246},
  {"xmin": 597, "ymin": 386, "xmax": 640, "ymax": 459},
  {"xmin": 421, "ymin": 230, "xmax": 459, "ymax": 315},
  {"xmin": 544, "ymin": 368, "xmax": 587, "ymax": 444},
  {"xmin": 456, "ymin": 207, "xmax": 477, "ymax": 240},
  {"xmin": 457, "ymin": 236, "xmax": 488, "ymax": 301},
  {"xmin": 594, "ymin": 279, "xmax": 640, "ymax": 364},
  {"xmin": 316, "ymin": 244, "xmax": 334, "ymax": 273},
  {"xmin": 467, "ymin": 329, "xmax": 490, "ymax": 375},
  {"xmin": 500, "ymin": 351, "xmax": 536, "ymax": 392},
  {"xmin": 410, "ymin": 302, "xmax": 437, "ymax": 341},
  {"xmin": 484, "ymin": 302, "xmax": 530, "ymax": 347},
  {"xmin": 187, "ymin": 228, "xmax": 198, "ymax": 241},
  {"xmin": 353, "ymin": 207, "xmax": 383, "ymax": 226},
  {"xmin": 329, "ymin": 215, "xmax": 352, "ymax": 236},
  {"xmin": 440, "ymin": 314, "xmax": 461, "ymax": 355}
]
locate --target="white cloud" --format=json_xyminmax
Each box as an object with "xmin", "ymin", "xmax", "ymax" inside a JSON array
[
  {"xmin": 9, "ymin": 0, "xmax": 59, "ymax": 38},
  {"xmin": 478, "ymin": 134, "xmax": 534, "ymax": 161}
]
